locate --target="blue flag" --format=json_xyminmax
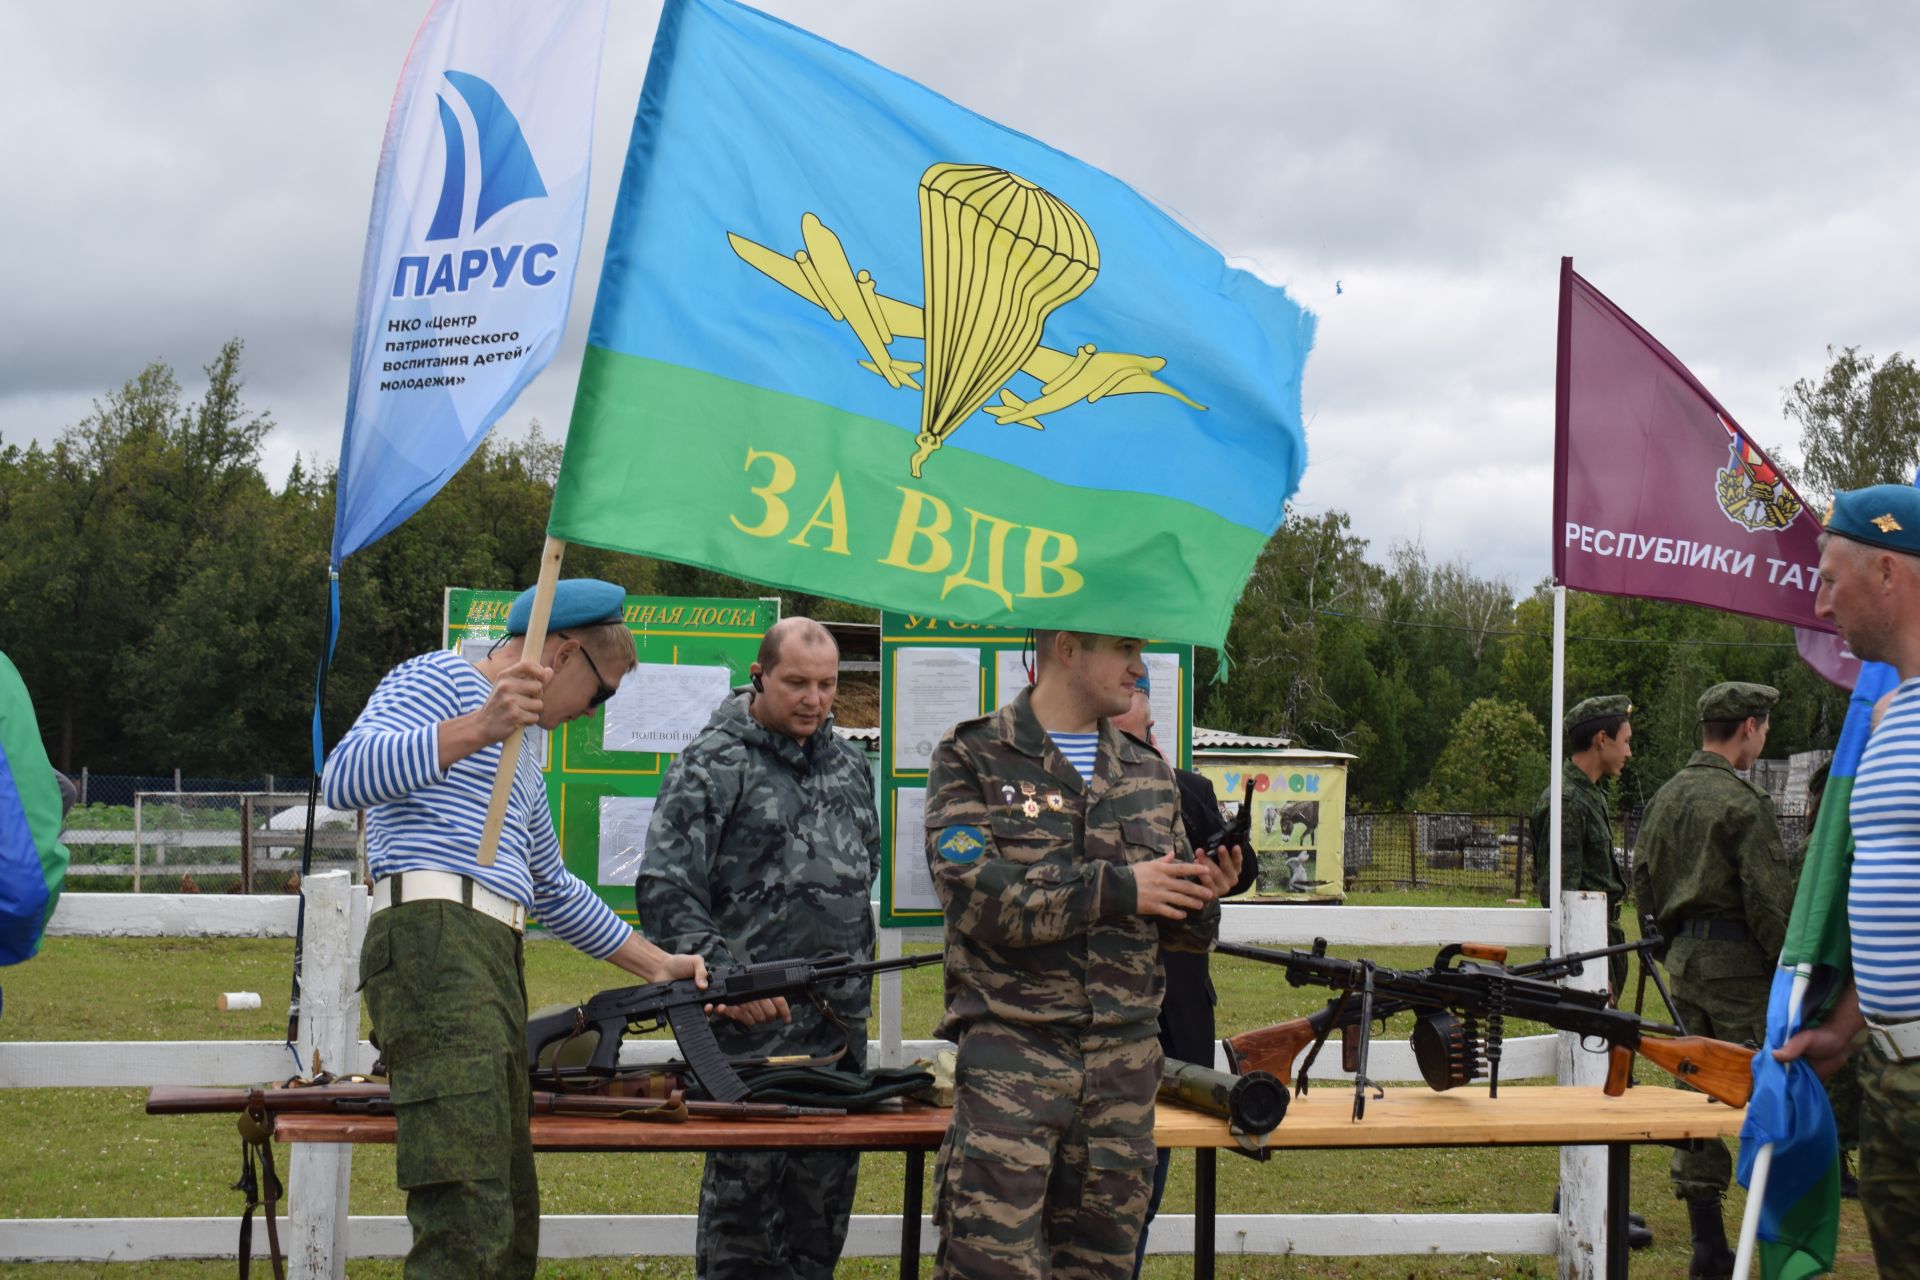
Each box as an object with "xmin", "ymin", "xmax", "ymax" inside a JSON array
[
  {"xmin": 550, "ymin": 0, "xmax": 1313, "ymax": 646},
  {"xmin": 330, "ymin": 0, "xmax": 609, "ymax": 564}
]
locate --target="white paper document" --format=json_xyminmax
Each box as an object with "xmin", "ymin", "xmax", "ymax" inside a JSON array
[
  {"xmin": 458, "ymin": 636, "xmax": 498, "ymax": 664},
  {"xmin": 598, "ymin": 795, "xmax": 657, "ymax": 886},
  {"xmin": 994, "ymin": 648, "xmax": 1033, "ymax": 708},
  {"xmin": 603, "ymin": 663, "xmax": 733, "ymax": 755},
  {"xmin": 893, "ymin": 647, "xmax": 980, "ymax": 771},
  {"xmin": 1144, "ymin": 653, "xmax": 1181, "ymax": 739},
  {"xmin": 891, "ymin": 787, "xmax": 939, "ymax": 912}
]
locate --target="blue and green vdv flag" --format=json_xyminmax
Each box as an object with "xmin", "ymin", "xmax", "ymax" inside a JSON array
[
  {"xmin": 550, "ymin": 0, "xmax": 1314, "ymax": 647},
  {"xmin": 1738, "ymin": 657, "xmax": 1899, "ymax": 1277},
  {"xmin": 0, "ymin": 652, "xmax": 70, "ymax": 997}
]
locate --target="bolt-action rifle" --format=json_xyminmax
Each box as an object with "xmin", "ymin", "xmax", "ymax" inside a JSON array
[
  {"xmin": 1217, "ymin": 936, "xmax": 1754, "ymax": 1121},
  {"xmin": 524, "ymin": 950, "xmax": 944, "ymax": 1103}
]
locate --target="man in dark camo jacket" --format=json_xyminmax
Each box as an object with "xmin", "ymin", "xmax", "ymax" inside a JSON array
[
  {"xmin": 636, "ymin": 618, "xmax": 880, "ymax": 1280},
  {"xmin": 923, "ymin": 629, "xmax": 1240, "ymax": 1279}
]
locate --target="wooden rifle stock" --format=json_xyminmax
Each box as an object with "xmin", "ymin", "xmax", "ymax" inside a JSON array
[
  {"xmin": 1623, "ymin": 1035, "xmax": 1754, "ymax": 1108},
  {"xmin": 1222, "ymin": 1017, "xmax": 1362, "ymax": 1083},
  {"xmin": 1222, "ymin": 1019, "xmax": 1317, "ymax": 1081}
]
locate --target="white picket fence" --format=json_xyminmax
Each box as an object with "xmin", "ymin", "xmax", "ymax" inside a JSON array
[{"xmin": 0, "ymin": 874, "xmax": 1613, "ymax": 1278}]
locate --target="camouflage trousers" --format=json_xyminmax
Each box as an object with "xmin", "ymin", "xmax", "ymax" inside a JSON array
[
  {"xmin": 1666, "ymin": 974, "xmax": 1766, "ymax": 1201},
  {"xmin": 1857, "ymin": 1036, "xmax": 1920, "ymax": 1279},
  {"xmin": 360, "ymin": 902, "xmax": 536, "ymax": 1279},
  {"xmin": 1825, "ymin": 1056, "xmax": 1863, "ymax": 1151},
  {"xmin": 933, "ymin": 1026, "xmax": 1161, "ymax": 1280},
  {"xmin": 693, "ymin": 1148, "xmax": 860, "ymax": 1278}
]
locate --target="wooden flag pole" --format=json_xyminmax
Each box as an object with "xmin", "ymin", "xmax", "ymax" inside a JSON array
[{"xmin": 476, "ymin": 535, "xmax": 567, "ymax": 867}]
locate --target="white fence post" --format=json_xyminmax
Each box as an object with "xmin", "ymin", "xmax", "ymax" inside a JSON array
[
  {"xmin": 1556, "ymin": 891, "xmax": 1608, "ymax": 1280},
  {"xmin": 875, "ymin": 919, "xmax": 905, "ymax": 1069},
  {"xmin": 287, "ymin": 872, "xmax": 367, "ymax": 1280}
]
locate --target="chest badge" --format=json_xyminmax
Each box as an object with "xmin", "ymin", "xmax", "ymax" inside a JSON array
[
  {"xmin": 1019, "ymin": 781, "xmax": 1037, "ymax": 797},
  {"xmin": 1023, "ymin": 799, "xmax": 1041, "ymax": 818},
  {"xmin": 1046, "ymin": 791, "xmax": 1064, "ymax": 811},
  {"xmin": 1001, "ymin": 784, "xmax": 1017, "ymax": 805},
  {"xmin": 936, "ymin": 825, "xmax": 987, "ymax": 864}
]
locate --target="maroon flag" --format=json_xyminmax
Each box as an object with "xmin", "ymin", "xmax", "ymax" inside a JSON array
[{"xmin": 1553, "ymin": 258, "xmax": 1836, "ymax": 640}]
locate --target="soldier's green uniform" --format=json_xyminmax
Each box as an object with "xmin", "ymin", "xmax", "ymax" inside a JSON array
[
  {"xmin": 636, "ymin": 690, "xmax": 880, "ymax": 1280},
  {"xmin": 923, "ymin": 688, "xmax": 1218, "ymax": 1280},
  {"xmin": 1530, "ymin": 696, "xmax": 1632, "ymax": 992},
  {"xmin": 1631, "ymin": 684, "xmax": 1793, "ymax": 1209}
]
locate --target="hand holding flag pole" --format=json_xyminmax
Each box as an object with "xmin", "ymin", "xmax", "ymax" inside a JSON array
[{"xmin": 476, "ymin": 536, "xmax": 566, "ymax": 868}]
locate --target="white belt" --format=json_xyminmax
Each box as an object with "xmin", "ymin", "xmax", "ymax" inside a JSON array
[
  {"xmin": 1864, "ymin": 1016, "xmax": 1920, "ymax": 1062},
  {"xmin": 370, "ymin": 870, "xmax": 526, "ymax": 934}
]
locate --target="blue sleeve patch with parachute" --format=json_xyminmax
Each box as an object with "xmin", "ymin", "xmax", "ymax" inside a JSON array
[{"xmin": 935, "ymin": 825, "xmax": 986, "ymax": 864}]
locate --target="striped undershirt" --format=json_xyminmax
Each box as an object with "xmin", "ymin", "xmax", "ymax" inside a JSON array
[
  {"xmin": 1849, "ymin": 675, "xmax": 1920, "ymax": 1019},
  {"xmin": 1049, "ymin": 732, "xmax": 1099, "ymax": 784},
  {"xmin": 321, "ymin": 649, "xmax": 629, "ymax": 958}
]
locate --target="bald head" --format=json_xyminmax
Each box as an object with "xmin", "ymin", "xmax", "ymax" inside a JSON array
[{"xmin": 757, "ymin": 617, "xmax": 838, "ymax": 673}]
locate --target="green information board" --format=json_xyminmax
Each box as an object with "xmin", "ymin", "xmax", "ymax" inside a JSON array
[
  {"xmin": 443, "ymin": 588, "xmax": 777, "ymax": 923},
  {"xmin": 877, "ymin": 612, "xmax": 1193, "ymax": 927}
]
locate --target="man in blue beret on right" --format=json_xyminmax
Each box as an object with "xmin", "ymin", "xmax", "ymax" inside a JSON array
[{"xmin": 1776, "ymin": 483, "xmax": 1920, "ymax": 1278}]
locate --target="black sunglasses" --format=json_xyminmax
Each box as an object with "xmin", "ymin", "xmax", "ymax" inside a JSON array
[{"xmin": 556, "ymin": 632, "xmax": 619, "ymax": 709}]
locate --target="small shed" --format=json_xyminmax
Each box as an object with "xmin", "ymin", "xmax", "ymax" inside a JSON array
[{"xmin": 1193, "ymin": 729, "xmax": 1356, "ymax": 901}]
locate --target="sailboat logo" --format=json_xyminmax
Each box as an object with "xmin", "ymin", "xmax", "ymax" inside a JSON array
[{"xmin": 425, "ymin": 71, "xmax": 547, "ymax": 242}]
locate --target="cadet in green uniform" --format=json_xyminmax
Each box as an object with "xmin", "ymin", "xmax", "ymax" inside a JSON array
[
  {"xmin": 636, "ymin": 618, "xmax": 880, "ymax": 1280},
  {"xmin": 1631, "ymin": 682, "xmax": 1794, "ymax": 1279},
  {"xmin": 1529, "ymin": 694, "xmax": 1633, "ymax": 994},
  {"xmin": 923, "ymin": 630, "xmax": 1241, "ymax": 1280}
]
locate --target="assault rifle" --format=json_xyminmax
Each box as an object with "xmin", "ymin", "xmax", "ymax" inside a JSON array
[
  {"xmin": 525, "ymin": 950, "xmax": 944, "ymax": 1103},
  {"xmin": 1218, "ymin": 937, "xmax": 1754, "ymax": 1121},
  {"xmin": 146, "ymin": 1081, "xmax": 846, "ymax": 1122}
]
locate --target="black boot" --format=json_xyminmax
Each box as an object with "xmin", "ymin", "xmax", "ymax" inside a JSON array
[{"xmin": 1686, "ymin": 1196, "xmax": 1735, "ymax": 1279}]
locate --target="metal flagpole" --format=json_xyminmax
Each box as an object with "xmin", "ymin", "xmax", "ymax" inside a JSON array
[{"xmin": 1548, "ymin": 583, "xmax": 1567, "ymax": 956}]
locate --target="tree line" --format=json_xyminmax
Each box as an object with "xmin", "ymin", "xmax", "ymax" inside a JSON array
[{"xmin": 2, "ymin": 340, "xmax": 1914, "ymax": 814}]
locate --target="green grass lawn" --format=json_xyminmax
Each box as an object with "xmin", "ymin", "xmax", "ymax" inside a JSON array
[{"xmin": 0, "ymin": 891, "xmax": 1880, "ymax": 1277}]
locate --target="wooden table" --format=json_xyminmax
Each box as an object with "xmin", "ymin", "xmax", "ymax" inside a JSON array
[{"xmin": 276, "ymin": 1086, "xmax": 1743, "ymax": 1279}]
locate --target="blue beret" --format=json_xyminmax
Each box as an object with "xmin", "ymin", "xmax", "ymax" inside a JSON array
[
  {"xmin": 505, "ymin": 579, "xmax": 625, "ymax": 635},
  {"xmin": 1826, "ymin": 484, "xmax": 1920, "ymax": 557},
  {"xmin": 1133, "ymin": 669, "xmax": 1152, "ymax": 694}
]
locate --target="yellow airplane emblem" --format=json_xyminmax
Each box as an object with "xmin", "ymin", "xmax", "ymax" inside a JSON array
[{"xmin": 727, "ymin": 164, "xmax": 1205, "ymax": 477}]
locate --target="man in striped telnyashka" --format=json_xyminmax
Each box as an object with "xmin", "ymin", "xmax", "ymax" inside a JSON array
[
  {"xmin": 1781, "ymin": 484, "xmax": 1920, "ymax": 1279},
  {"xmin": 324, "ymin": 579, "xmax": 778, "ymax": 1279}
]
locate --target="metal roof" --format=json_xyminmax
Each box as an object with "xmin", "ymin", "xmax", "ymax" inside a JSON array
[{"xmin": 1192, "ymin": 725, "xmax": 1292, "ymax": 750}]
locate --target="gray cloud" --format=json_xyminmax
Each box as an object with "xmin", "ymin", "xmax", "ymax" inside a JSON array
[{"xmin": 4, "ymin": 2, "xmax": 1917, "ymax": 586}]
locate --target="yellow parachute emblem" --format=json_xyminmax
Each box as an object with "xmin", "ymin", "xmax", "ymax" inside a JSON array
[{"xmin": 728, "ymin": 163, "xmax": 1204, "ymax": 477}]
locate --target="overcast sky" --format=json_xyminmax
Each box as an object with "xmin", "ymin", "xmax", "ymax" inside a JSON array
[{"xmin": 5, "ymin": 2, "xmax": 1917, "ymax": 589}]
